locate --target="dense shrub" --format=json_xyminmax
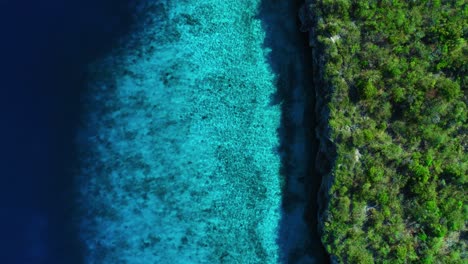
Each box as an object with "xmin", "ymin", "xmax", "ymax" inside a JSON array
[{"xmin": 307, "ymin": 0, "xmax": 467, "ymax": 262}]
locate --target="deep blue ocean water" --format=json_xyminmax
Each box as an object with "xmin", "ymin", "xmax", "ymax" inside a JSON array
[
  {"xmin": 0, "ymin": 1, "xmax": 326, "ymax": 263},
  {"xmin": 0, "ymin": 1, "xmax": 137, "ymax": 262}
]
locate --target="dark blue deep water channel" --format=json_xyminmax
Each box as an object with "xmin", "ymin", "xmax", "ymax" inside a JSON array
[{"xmin": 0, "ymin": 1, "xmax": 137, "ymax": 262}]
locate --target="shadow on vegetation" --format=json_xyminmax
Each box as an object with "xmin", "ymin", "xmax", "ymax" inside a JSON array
[
  {"xmin": 256, "ymin": 0, "xmax": 329, "ymax": 263},
  {"xmin": 0, "ymin": 0, "xmax": 140, "ymax": 263}
]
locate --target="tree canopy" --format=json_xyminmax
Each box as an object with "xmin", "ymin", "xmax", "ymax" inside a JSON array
[{"xmin": 308, "ymin": 0, "xmax": 467, "ymax": 262}]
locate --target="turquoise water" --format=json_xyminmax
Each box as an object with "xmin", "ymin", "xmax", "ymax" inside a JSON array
[
  {"xmin": 77, "ymin": 0, "xmax": 319, "ymax": 263},
  {"xmin": 78, "ymin": 1, "xmax": 281, "ymax": 263}
]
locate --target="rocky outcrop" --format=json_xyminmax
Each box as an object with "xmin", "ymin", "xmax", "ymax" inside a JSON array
[{"xmin": 300, "ymin": 1, "xmax": 338, "ymax": 263}]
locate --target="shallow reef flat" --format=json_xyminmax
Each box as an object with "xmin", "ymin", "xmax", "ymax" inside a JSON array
[{"xmin": 77, "ymin": 1, "xmax": 283, "ymax": 263}]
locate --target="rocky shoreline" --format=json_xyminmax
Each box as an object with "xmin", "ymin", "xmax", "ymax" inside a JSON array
[{"xmin": 300, "ymin": 1, "xmax": 338, "ymax": 263}]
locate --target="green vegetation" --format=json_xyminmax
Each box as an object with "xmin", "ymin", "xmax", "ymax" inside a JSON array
[{"xmin": 308, "ymin": 0, "xmax": 467, "ymax": 262}]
